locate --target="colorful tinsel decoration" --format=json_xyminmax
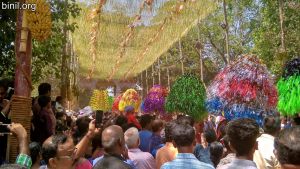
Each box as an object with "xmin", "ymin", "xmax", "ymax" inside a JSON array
[
  {"xmin": 165, "ymin": 74, "xmax": 207, "ymax": 121},
  {"xmin": 89, "ymin": 90, "xmax": 110, "ymax": 111},
  {"xmin": 112, "ymin": 94, "xmax": 123, "ymax": 112},
  {"xmin": 277, "ymin": 58, "xmax": 300, "ymax": 116},
  {"xmin": 143, "ymin": 85, "xmax": 168, "ymax": 114},
  {"xmin": 119, "ymin": 89, "xmax": 141, "ymax": 112},
  {"xmin": 206, "ymin": 55, "xmax": 278, "ymax": 125}
]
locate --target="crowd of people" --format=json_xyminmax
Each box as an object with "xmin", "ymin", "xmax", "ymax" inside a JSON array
[{"xmin": 0, "ymin": 82, "xmax": 300, "ymax": 169}]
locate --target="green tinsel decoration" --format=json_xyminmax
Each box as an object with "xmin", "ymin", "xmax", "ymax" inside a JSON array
[
  {"xmin": 277, "ymin": 75, "xmax": 300, "ymax": 116},
  {"xmin": 108, "ymin": 96, "xmax": 114, "ymax": 110},
  {"xmin": 165, "ymin": 74, "xmax": 207, "ymax": 121}
]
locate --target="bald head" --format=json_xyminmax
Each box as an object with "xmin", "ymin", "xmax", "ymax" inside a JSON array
[
  {"xmin": 124, "ymin": 127, "xmax": 139, "ymax": 149},
  {"xmin": 102, "ymin": 125, "xmax": 125, "ymax": 153}
]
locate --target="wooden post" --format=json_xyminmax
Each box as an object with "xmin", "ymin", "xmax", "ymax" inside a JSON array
[
  {"xmin": 158, "ymin": 59, "xmax": 161, "ymax": 85},
  {"xmin": 223, "ymin": 0, "xmax": 230, "ymax": 63},
  {"xmin": 152, "ymin": 64, "xmax": 155, "ymax": 86},
  {"xmin": 166, "ymin": 55, "xmax": 170, "ymax": 89},
  {"xmin": 140, "ymin": 72, "xmax": 143, "ymax": 99},
  {"xmin": 11, "ymin": 1, "xmax": 32, "ymax": 162},
  {"xmin": 145, "ymin": 69, "xmax": 149, "ymax": 94},
  {"xmin": 179, "ymin": 39, "xmax": 184, "ymax": 75}
]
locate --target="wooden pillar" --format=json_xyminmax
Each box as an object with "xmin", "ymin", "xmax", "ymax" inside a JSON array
[{"xmin": 10, "ymin": 1, "xmax": 32, "ymax": 162}]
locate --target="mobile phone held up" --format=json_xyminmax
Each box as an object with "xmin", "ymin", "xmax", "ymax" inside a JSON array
[{"xmin": 95, "ymin": 110, "xmax": 103, "ymax": 128}]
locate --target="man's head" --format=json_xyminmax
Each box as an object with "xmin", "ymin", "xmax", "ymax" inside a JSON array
[
  {"xmin": 124, "ymin": 127, "xmax": 139, "ymax": 149},
  {"xmin": 139, "ymin": 114, "xmax": 153, "ymax": 130},
  {"xmin": 152, "ymin": 119, "xmax": 163, "ymax": 133},
  {"xmin": 38, "ymin": 95, "xmax": 51, "ymax": 109},
  {"xmin": 274, "ymin": 126, "xmax": 300, "ymax": 167},
  {"xmin": 102, "ymin": 125, "xmax": 125, "ymax": 155},
  {"xmin": 0, "ymin": 80, "xmax": 8, "ymax": 102},
  {"xmin": 41, "ymin": 134, "xmax": 76, "ymax": 169},
  {"xmin": 203, "ymin": 129, "xmax": 217, "ymax": 144},
  {"xmin": 165, "ymin": 121, "xmax": 176, "ymax": 143},
  {"xmin": 263, "ymin": 116, "xmax": 281, "ymax": 136},
  {"xmin": 38, "ymin": 83, "xmax": 51, "ymax": 96},
  {"xmin": 172, "ymin": 123, "xmax": 195, "ymax": 150},
  {"xmin": 226, "ymin": 118, "xmax": 259, "ymax": 157},
  {"xmin": 177, "ymin": 115, "xmax": 195, "ymax": 127}
]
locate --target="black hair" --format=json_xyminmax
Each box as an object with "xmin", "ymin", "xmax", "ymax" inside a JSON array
[
  {"xmin": 55, "ymin": 96, "xmax": 63, "ymax": 102},
  {"xmin": 0, "ymin": 79, "xmax": 9, "ymax": 91},
  {"xmin": 210, "ymin": 141, "xmax": 224, "ymax": 167},
  {"xmin": 75, "ymin": 117, "xmax": 91, "ymax": 138},
  {"xmin": 92, "ymin": 132, "xmax": 103, "ymax": 153},
  {"xmin": 226, "ymin": 118, "xmax": 259, "ymax": 156},
  {"xmin": 222, "ymin": 135, "xmax": 231, "ymax": 153},
  {"xmin": 29, "ymin": 142, "xmax": 41, "ymax": 164},
  {"xmin": 152, "ymin": 120, "xmax": 163, "ymax": 132},
  {"xmin": 115, "ymin": 115, "xmax": 128, "ymax": 127},
  {"xmin": 293, "ymin": 116, "xmax": 300, "ymax": 126},
  {"xmin": 275, "ymin": 126, "xmax": 300, "ymax": 165},
  {"xmin": 38, "ymin": 95, "xmax": 51, "ymax": 108},
  {"xmin": 38, "ymin": 83, "xmax": 51, "ymax": 96},
  {"xmin": 41, "ymin": 134, "xmax": 68, "ymax": 165},
  {"xmin": 165, "ymin": 121, "xmax": 177, "ymax": 142},
  {"xmin": 139, "ymin": 114, "xmax": 153, "ymax": 129},
  {"xmin": 177, "ymin": 115, "xmax": 195, "ymax": 127},
  {"xmin": 204, "ymin": 129, "xmax": 217, "ymax": 144},
  {"xmin": 172, "ymin": 123, "xmax": 195, "ymax": 147},
  {"xmin": 263, "ymin": 116, "xmax": 281, "ymax": 135}
]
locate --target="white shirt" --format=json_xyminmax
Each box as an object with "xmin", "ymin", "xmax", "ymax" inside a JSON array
[{"xmin": 254, "ymin": 134, "xmax": 280, "ymax": 169}]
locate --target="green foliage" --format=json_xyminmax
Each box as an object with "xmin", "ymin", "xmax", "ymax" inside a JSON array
[
  {"xmin": 253, "ymin": 0, "xmax": 300, "ymax": 77},
  {"xmin": 0, "ymin": 0, "xmax": 81, "ymax": 83},
  {"xmin": 165, "ymin": 74, "xmax": 207, "ymax": 121},
  {"xmin": 277, "ymin": 75, "xmax": 300, "ymax": 116}
]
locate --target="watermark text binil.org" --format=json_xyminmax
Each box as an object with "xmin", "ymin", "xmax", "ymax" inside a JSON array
[{"xmin": 1, "ymin": 2, "xmax": 36, "ymax": 11}]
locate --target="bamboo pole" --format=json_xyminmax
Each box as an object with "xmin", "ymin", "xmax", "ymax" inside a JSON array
[
  {"xmin": 179, "ymin": 39, "xmax": 184, "ymax": 75},
  {"xmin": 166, "ymin": 55, "xmax": 170, "ymax": 89},
  {"xmin": 152, "ymin": 64, "xmax": 155, "ymax": 86},
  {"xmin": 158, "ymin": 59, "xmax": 161, "ymax": 85},
  {"xmin": 146, "ymin": 69, "xmax": 149, "ymax": 94},
  {"xmin": 222, "ymin": 0, "xmax": 230, "ymax": 63}
]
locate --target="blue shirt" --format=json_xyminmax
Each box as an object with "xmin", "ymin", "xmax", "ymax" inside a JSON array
[
  {"xmin": 193, "ymin": 144, "xmax": 214, "ymax": 166},
  {"xmin": 161, "ymin": 153, "xmax": 214, "ymax": 169},
  {"xmin": 139, "ymin": 130, "xmax": 152, "ymax": 152}
]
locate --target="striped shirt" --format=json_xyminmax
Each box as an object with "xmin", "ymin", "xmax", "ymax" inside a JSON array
[{"xmin": 161, "ymin": 153, "xmax": 214, "ymax": 169}]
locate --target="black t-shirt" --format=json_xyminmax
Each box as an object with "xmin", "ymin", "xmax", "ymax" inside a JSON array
[
  {"xmin": 93, "ymin": 154, "xmax": 132, "ymax": 169},
  {"xmin": 0, "ymin": 105, "xmax": 10, "ymax": 165}
]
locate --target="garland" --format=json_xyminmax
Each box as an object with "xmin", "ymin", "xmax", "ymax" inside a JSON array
[
  {"xmin": 119, "ymin": 89, "xmax": 141, "ymax": 112},
  {"xmin": 112, "ymin": 94, "xmax": 123, "ymax": 112},
  {"xmin": 26, "ymin": 0, "xmax": 52, "ymax": 41},
  {"xmin": 143, "ymin": 85, "xmax": 168, "ymax": 114},
  {"xmin": 165, "ymin": 74, "xmax": 207, "ymax": 121},
  {"xmin": 206, "ymin": 55, "xmax": 278, "ymax": 125},
  {"xmin": 277, "ymin": 58, "xmax": 300, "ymax": 116}
]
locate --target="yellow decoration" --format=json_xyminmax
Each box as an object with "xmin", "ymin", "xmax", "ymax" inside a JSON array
[
  {"xmin": 26, "ymin": 0, "xmax": 52, "ymax": 41},
  {"xmin": 89, "ymin": 90, "xmax": 110, "ymax": 111},
  {"xmin": 118, "ymin": 89, "xmax": 141, "ymax": 112}
]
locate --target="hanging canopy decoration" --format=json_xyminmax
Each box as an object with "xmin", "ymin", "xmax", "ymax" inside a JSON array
[
  {"xmin": 143, "ymin": 84, "xmax": 168, "ymax": 114},
  {"xmin": 73, "ymin": 0, "xmax": 216, "ymax": 80},
  {"xmin": 277, "ymin": 58, "xmax": 300, "ymax": 116},
  {"xmin": 165, "ymin": 74, "xmax": 207, "ymax": 121},
  {"xmin": 119, "ymin": 89, "xmax": 141, "ymax": 112},
  {"xmin": 26, "ymin": 0, "xmax": 52, "ymax": 41},
  {"xmin": 206, "ymin": 55, "xmax": 278, "ymax": 125},
  {"xmin": 89, "ymin": 89, "xmax": 110, "ymax": 111}
]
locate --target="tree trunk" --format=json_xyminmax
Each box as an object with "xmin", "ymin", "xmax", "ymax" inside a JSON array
[
  {"xmin": 145, "ymin": 69, "xmax": 149, "ymax": 94},
  {"xmin": 166, "ymin": 55, "xmax": 170, "ymax": 89},
  {"xmin": 223, "ymin": 0, "xmax": 230, "ymax": 63},
  {"xmin": 61, "ymin": 0, "xmax": 70, "ymax": 100},
  {"xmin": 158, "ymin": 59, "xmax": 161, "ymax": 85},
  {"xmin": 278, "ymin": 0, "xmax": 286, "ymax": 52},
  {"xmin": 152, "ymin": 64, "xmax": 155, "ymax": 86}
]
